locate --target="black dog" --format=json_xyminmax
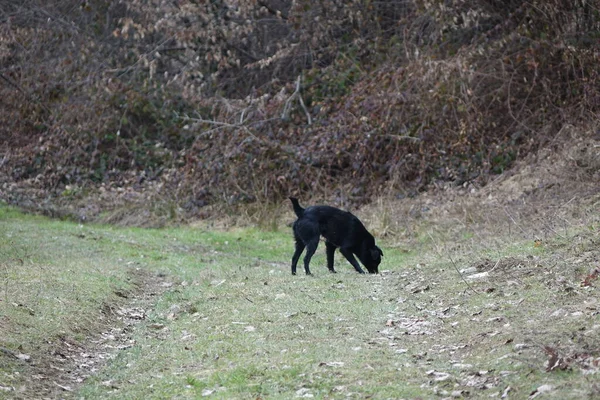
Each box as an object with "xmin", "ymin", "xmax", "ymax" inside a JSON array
[{"xmin": 289, "ymin": 197, "xmax": 383, "ymax": 275}]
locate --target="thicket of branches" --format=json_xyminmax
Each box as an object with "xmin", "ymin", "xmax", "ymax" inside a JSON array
[{"xmin": 1, "ymin": 0, "xmax": 599, "ymax": 215}]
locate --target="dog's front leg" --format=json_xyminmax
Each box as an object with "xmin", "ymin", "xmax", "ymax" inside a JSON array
[
  {"xmin": 325, "ymin": 241, "xmax": 337, "ymax": 273},
  {"xmin": 339, "ymin": 248, "xmax": 365, "ymax": 274}
]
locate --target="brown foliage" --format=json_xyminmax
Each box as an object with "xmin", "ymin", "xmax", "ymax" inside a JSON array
[{"xmin": 1, "ymin": 0, "xmax": 599, "ymax": 219}]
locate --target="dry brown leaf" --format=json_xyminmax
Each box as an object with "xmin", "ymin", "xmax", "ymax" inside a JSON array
[
  {"xmin": 318, "ymin": 361, "xmax": 345, "ymax": 368},
  {"xmin": 543, "ymin": 346, "xmax": 570, "ymax": 372},
  {"xmin": 581, "ymin": 268, "xmax": 599, "ymax": 287},
  {"xmin": 529, "ymin": 384, "xmax": 553, "ymax": 398}
]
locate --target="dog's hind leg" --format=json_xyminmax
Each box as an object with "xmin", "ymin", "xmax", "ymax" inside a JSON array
[
  {"xmin": 339, "ymin": 248, "xmax": 365, "ymax": 274},
  {"xmin": 302, "ymin": 238, "xmax": 319, "ymax": 275},
  {"xmin": 325, "ymin": 241, "xmax": 337, "ymax": 273},
  {"xmin": 291, "ymin": 239, "xmax": 305, "ymax": 275}
]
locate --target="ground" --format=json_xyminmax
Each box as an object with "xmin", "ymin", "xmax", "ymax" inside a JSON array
[{"xmin": 0, "ymin": 129, "xmax": 599, "ymax": 399}]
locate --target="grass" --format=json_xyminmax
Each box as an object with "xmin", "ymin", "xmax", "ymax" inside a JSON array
[
  {"xmin": 1, "ymin": 203, "xmax": 599, "ymax": 399},
  {"xmin": 0, "ymin": 208, "xmax": 133, "ymax": 347}
]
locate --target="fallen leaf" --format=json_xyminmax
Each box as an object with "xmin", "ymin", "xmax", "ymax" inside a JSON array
[
  {"xmin": 452, "ymin": 363, "xmax": 473, "ymax": 370},
  {"xmin": 529, "ymin": 384, "xmax": 553, "ymax": 398},
  {"xmin": 581, "ymin": 269, "xmax": 599, "ymax": 287},
  {"xmin": 459, "ymin": 266, "xmax": 478, "ymax": 275},
  {"xmin": 181, "ymin": 331, "xmax": 196, "ymax": 341},
  {"xmin": 295, "ymin": 387, "xmax": 314, "ymax": 398},
  {"xmin": 318, "ymin": 361, "xmax": 344, "ymax": 367},
  {"xmin": 53, "ymin": 382, "xmax": 73, "ymax": 392},
  {"xmin": 410, "ymin": 284, "xmax": 430, "ymax": 293},
  {"xmin": 544, "ymin": 346, "xmax": 569, "ymax": 372},
  {"xmin": 467, "ymin": 272, "xmax": 489, "ymax": 280},
  {"xmin": 426, "ymin": 369, "xmax": 451, "ymax": 381}
]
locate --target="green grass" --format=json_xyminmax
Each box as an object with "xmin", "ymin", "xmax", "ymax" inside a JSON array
[
  {"xmin": 0, "ymin": 209, "xmax": 130, "ymax": 346},
  {"xmin": 1, "ymin": 204, "xmax": 599, "ymax": 399}
]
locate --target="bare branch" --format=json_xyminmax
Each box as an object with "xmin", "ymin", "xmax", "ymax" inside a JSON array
[
  {"xmin": 427, "ymin": 231, "xmax": 480, "ymax": 295},
  {"xmin": 281, "ymin": 75, "xmax": 312, "ymax": 125}
]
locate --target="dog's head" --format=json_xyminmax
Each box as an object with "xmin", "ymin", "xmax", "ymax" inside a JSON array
[{"xmin": 364, "ymin": 245, "xmax": 383, "ymax": 274}]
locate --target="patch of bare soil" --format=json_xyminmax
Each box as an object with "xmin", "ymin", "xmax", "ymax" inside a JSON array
[{"xmin": 2, "ymin": 269, "xmax": 172, "ymax": 399}]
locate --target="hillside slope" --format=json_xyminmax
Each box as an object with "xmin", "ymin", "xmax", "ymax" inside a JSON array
[{"xmin": 1, "ymin": 1, "xmax": 599, "ymax": 223}]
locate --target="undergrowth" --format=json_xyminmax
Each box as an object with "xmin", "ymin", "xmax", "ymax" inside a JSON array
[{"xmin": 1, "ymin": 1, "xmax": 599, "ymax": 221}]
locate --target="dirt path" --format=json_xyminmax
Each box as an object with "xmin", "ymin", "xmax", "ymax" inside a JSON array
[{"xmin": 6, "ymin": 269, "xmax": 172, "ymax": 399}]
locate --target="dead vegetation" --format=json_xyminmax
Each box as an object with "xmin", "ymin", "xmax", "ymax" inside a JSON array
[{"xmin": 1, "ymin": 1, "xmax": 599, "ymax": 223}]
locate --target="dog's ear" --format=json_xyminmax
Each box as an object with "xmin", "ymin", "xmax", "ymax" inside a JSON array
[{"xmin": 371, "ymin": 247, "xmax": 383, "ymax": 259}]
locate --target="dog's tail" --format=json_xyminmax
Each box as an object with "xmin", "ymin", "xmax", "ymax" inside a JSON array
[{"xmin": 289, "ymin": 197, "xmax": 304, "ymax": 218}]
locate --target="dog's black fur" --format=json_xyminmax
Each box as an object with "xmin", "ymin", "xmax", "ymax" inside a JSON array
[{"xmin": 289, "ymin": 197, "xmax": 383, "ymax": 275}]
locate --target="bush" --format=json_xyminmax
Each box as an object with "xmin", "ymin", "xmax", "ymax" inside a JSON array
[{"xmin": 1, "ymin": 0, "xmax": 598, "ymax": 217}]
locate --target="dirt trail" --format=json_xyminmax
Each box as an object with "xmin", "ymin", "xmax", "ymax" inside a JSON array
[{"xmin": 6, "ymin": 269, "xmax": 171, "ymax": 399}]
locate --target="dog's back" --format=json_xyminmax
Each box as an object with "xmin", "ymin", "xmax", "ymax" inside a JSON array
[{"xmin": 304, "ymin": 205, "xmax": 370, "ymax": 248}]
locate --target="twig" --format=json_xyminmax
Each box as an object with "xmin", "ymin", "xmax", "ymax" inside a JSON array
[
  {"xmin": 281, "ymin": 75, "xmax": 312, "ymax": 125},
  {"xmin": 427, "ymin": 231, "xmax": 480, "ymax": 295},
  {"xmin": 0, "ymin": 153, "xmax": 9, "ymax": 169},
  {"xmin": 0, "ymin": 347, "xmax": 17, "ymax": 358},
  {"xmin": 488, "ymin": 258, "xmax": 501, "ymax": 274},
  {"xmin": 383, "ymin": 134, "xmax": 422, "ymax": 141},
  {"xmin": 502, "ymin": 206, "xmax": 531, "ymax": 238},
  {"xmin": 506, "ymin": 69, "xmax": 537, "ymax": 134},
  {"xmin": 105, "ymin": 37, "xmax": 174, "ymax": 77},
  {"xmin": 178, "ymin": 114, "xmax": 281, "ymax": 141},
  {"xmin": 257, "ymin": 0, "xmax": 288, "ymax": 20},
  {"xmin": 0, "ymin": 73, "xmax": 52, "ymax": 114}
]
